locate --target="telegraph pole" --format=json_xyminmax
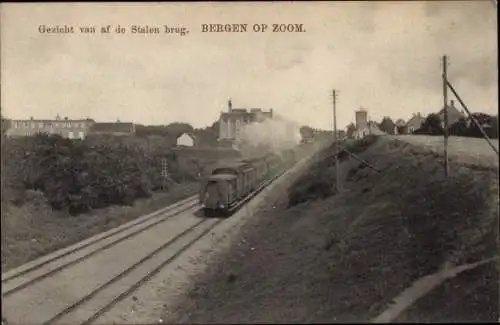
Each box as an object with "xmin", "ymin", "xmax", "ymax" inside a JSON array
[
  {"xmin": 333, "ymin": 90, "xmax": 340, "ymax": 192},
  {"xmin": 442, "ymin": 55, "xmax": 449, "ymax": 178}
]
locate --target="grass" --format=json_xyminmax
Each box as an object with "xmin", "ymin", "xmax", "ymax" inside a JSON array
[
  {"xmin": 396, "ymin": 134, "xmax": 499, "ymax": 169},
  {"xmin": 1, "ymin": 181, "xmax": 199, "ymax": 271},
  {"xmin": 161, "ymin": 135, "xmax": 498, "ymax": 323},
  {"xmin": 286, "ymin": 135, "xmax": 379, "ymax": 207}
]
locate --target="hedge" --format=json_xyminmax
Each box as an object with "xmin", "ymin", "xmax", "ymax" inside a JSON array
[{"xmin": 1, "ymin": 134, "xmax": 180, "ymax": 215}]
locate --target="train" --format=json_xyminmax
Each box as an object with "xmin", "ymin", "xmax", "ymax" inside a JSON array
[{"xmin": 199, "ymin": 147, "xmax": 302, "ymax": 217}]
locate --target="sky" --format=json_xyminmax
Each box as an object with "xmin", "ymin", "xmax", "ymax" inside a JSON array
[{"xmin": 1, "ymin": 1, "xmax": 498, "ymax": 130}]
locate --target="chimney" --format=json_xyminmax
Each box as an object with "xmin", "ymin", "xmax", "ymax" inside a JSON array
[
  {"xmin": 450, "ymin": 100, "xmax": 455, "ymax": 109},
  {"xmin": 228, "ymin": 98, "xmax": 232, "ymax": 113},
  {"xmin": 56, "ymin": 114, "xmax": 61, "ymax": 120},
  {"xmin": 270, "ymin": 108, "xmax": 273, "ymax": 116},
  {"xmin": 64, "ymin": 116, "xmax": 68, "ymax": 120},
  {"xmin": 30, "ymin": 116, "xmax": 34, "ymax": 120}
]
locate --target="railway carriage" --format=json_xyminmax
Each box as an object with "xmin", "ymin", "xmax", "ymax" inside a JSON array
[
  {"xmin": 199, "ymin": 147, "xmax": 300, "ymax": 217},
  {"xmin": 264, "ymin": 153, "xmax": 282, "ymax": 176},
  {"xmin": 241, "ymin": 157, "xmax": 268, "ymax": 189},
  {"xmin": 212, "ymin": 162, "xmax": 247, "ymax": 195},
  {"xmin": 200, "ymin": 174, "xmax": 238, "ymax": 214}
]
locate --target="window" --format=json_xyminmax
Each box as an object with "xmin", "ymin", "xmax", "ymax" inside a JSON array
[
  {"xmin": 68, "ymin": 131, "xmax": 74, "ymax": 139},
  {"xmin": 38, "ymin": 122, "xmax": 44, "ymax": 128},
  {"xmin": 78, "ymin": 132, "xmax": 84, "ymax": 139}
]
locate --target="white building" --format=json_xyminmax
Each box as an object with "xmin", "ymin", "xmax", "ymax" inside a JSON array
[
  {"xmin": 353, "ymin": 108, "xmax": 369, "ymax": 139},
  {"xmin": 176, "ymin": 133, "xmax": 195, "ymax": 147},
  {"xmin": 217, "ymin": 99, "xmax": 273, "ymax": 145},
  {"xmin": 352, "ymin": 107, "xmax": 385, "ymax": 139}
]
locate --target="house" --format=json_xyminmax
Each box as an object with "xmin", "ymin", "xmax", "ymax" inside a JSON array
[
  {"xmin": 5, "ymin": 115, "xmax": 95, "ymax": 139},
  {"xmin": 437, "ymin": 100, "xmax": 465, "ymax": 127},
  {"xmin": 394, "ymin": 119, "xmax": 406, "ymax": 134},
  {"xmin": 218, "ymin": 99, "xmax": 273, "ymax": 144},
  {"xmin": 176, "ymin": 132, "xmax": 196, "ymax": 147},
  {"xmin": 405, "ymin": 113, "xmax": 426, "ymax": 133},
  {"xmin": 88, "ymin": 121, "xmax": 136, "ymax": 136}
]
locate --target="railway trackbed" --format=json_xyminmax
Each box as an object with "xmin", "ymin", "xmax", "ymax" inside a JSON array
[
  {"xmin": 1, "ymin": 194, "xmax": 205, "ymax": 325},
  {"xmin": 1, "ymin": 158, "xmax": 304, "ymax": 325}
]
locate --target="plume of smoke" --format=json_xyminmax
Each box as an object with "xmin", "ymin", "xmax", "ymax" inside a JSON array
[{"xmin": 236, "ymin": 114, "xmax": 302, "ymax": 157}]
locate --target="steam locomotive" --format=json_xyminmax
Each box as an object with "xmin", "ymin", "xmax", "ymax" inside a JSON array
[{"xmin": 199, "ymin": 148, "xmax": 299, "ymax": 217}]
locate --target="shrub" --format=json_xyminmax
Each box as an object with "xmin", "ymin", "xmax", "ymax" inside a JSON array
[
  {"xmin": 2, "ymin": 132, "xmax": 245, "ymax": 215},
  {"xmin": 286, "ymin": 136, "xmax": 378, "ymax": 208},
  {"xmin": 2, "ymin": 134, "xmax": 182, "ymax": 215}
]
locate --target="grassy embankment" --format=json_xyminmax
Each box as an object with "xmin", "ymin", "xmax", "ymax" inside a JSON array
[{"xmin": 163, "ymin": 135, "xmax": 498, "ymax": 323}]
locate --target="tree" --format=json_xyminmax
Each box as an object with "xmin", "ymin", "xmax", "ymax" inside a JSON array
[
  {"xmin": 1, "ymin": 112, "xmax": 10, "ymax": 136},
  {"xmin": 489, "ymin": 116, "xmax": 498, "ymax": 139},
  {"xmin": 414, "ymin": 113, "xmax": 443, "ymax": 135},
  {"xmin": 468, "ymin": 113, "xmax": 497, "ymax": 139},
  {"xmin": 378, "ymin": 117, "xmax": 395, "ymax": 134},
  {"xmin": 165, "ymin": 122, "xmax": 194, "ymax": 138},
  {"xmin": 346, "ymin": 123, "xmax": 356, "ymax": 138},
  {"xmin": 193, "ymin": 120, "xmax": 220, "ymax": 147},
  {"xmin": 449, "ymin": 117, "xmax": 469, "ymax": 136}
]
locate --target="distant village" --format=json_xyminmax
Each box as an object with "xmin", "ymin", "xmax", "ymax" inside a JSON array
[{"xmin": 1, "ymin": 98, "xmax": 498, "ymax": 148}]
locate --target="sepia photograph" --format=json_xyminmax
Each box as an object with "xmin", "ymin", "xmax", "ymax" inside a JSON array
[{"xmin": 1, "ymin": 1, "xmax": 498, "ymax": 324}]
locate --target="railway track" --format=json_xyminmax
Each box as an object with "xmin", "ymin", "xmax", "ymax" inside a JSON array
[
  {"xmin": 2, "ymin": 195, "xmax": 199, "ymax": 295},
  {"xmin": 1, "ymin": 153, "xmax": 310, "ymax": 325}
]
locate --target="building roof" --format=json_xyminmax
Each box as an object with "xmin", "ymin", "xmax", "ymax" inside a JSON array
[
  {"xmin": 406, "ymin": 113, "xmax": 425, "ymax": 128},
  {"xmin": 208, "ymin": 174, "xmax": 238, "ymax": 181},
  {"xmin": 437, "ymin": 100, "xmax": 465, "ymax": 123},
  {"xmin": 10, "ymin": 118, "xmax": 94, "ymax": 123},
  {"xmin": 177, "ymin": 132, "xmax": 196, "ymax": 139},
  {"xmin": 395, "ymin": 119, "xmax": 406, "ymax": 126},
  {"xmin": 220, "ymin": 108, "xmax": 273, "ymax": 121},
  {"xmin": 89, "ymin": 122, "xmax": 135, "ymax": 133}
]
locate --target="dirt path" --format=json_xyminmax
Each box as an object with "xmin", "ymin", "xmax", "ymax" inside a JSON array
[
  {"xmin": 372, "ymin": 256, "xmax": 499, "ymax": 323},
  {"xmin": 393, "ymin": 259, "xmax": 499, "ymax": 322}
]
